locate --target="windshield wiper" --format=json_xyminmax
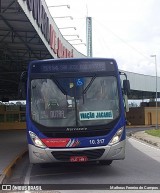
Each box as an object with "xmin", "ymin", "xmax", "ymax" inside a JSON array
[
  {"xmin": 51, "ymin": 75, "xmax": 67, "ymax": 95},
  {"xmin": 82, "ymin": 75, "xmax": 96, "ymax": 94}
]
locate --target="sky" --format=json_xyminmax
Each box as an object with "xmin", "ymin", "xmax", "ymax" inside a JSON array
[{"xmin": 45, "ymin": 0, "xmax": 160, "ymax": 77}]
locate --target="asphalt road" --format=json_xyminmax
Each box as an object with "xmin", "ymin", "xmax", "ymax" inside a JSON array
[{"xmin": 6, "ymin": 133, "xmax": 160, "ymax": 192}]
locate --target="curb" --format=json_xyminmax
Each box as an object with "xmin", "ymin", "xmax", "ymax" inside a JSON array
[
  {"xmin": 131, "ymin": 133, "xmax": 160, "ymax": 149},
  {"xmin": 126, "ymin": 126, "xmax": 155, "ymax": 129},
  {"xmin": 0, "ymin": 149, "xmax": 28, "ymax": 184}
]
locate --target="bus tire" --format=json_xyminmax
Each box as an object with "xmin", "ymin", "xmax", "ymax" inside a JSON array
[{"xmin": 99, "ymin": 160, "xmax": 113, "ymax": 165}]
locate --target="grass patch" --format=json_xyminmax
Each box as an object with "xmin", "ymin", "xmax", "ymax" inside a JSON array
[{"xmin": 145, "ymin": 129, "xmax": 160, "ymax": 138}]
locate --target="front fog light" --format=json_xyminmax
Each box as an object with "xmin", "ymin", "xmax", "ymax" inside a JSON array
[
  {"xmin": 109, "ymin": 127, "xmax": 124, "ymax": 145},
  {"xmin": 29, "ymin": 131, "xmax": 46, "ymax": 148}
]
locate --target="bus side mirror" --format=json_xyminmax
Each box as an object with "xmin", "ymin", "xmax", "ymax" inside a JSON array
[
  {"xmin": 123, "ymin": 80, "xmax": 130, "ymax": 95},
  {"xmin": 123, "ymin": 80, "xmax": 130, "ymax": 112},
  {"xmin": 18, "ymin": 71, "xmax": 27, "ymax": 99},
  {"xmin": 124, "ymin": 95, "xmax": 129, "ymax": 112}
]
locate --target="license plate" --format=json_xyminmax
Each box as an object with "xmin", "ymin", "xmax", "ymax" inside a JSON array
[{"xmin": 70, "ymin": 156, "xmax": 88, "ymax": 162}]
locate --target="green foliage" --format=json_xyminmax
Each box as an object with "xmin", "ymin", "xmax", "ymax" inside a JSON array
[{"xmin": 145, "ymin": 129, "xmax": 160, "ymax": 138}]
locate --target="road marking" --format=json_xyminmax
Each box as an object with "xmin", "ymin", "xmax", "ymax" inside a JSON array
[
  {"xmin": 128, "ymin": 137, "xmax": 160, "ymax": 151},
  {"xmin": 128, "ymin": 137, "xmax": 160, "ymax": 163},
  {"xmin": 24, "ymin": 163, "xmax": 33, "ymax": 184}
]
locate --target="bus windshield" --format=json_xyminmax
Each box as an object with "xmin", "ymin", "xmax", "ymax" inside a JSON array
[{"xmin": 30, "ymin": 76, "xmax": 120, "ymax": 127}]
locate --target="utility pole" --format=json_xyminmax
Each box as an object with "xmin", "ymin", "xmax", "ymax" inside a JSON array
[
  {"xmin": 86, "ymin": 17, "xmax": 92, "ymax": 57},
  {"xmin": 151, "ymin": 55, "xmax": 158, "ymax": 129}
]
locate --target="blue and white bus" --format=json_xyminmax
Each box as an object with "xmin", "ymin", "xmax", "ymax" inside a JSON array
[{"xmin": 21, "ymin": 58, "xmax": 130, "ymax": 165}]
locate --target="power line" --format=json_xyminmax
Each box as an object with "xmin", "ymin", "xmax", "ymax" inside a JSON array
[{"xmin": 93, "ymin": 18, "xmax": 151, "ymax": 60}]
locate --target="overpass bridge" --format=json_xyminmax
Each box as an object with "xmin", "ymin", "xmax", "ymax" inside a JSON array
[{"xmin": 0, "ymin": 0, "xmax": 160, "ymax": 101}]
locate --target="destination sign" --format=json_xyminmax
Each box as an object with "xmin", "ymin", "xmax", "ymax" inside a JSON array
[
  {"xmin": 42, "ymin": 62, "xmax": 106, "ymax": 72},
  {"xmin": 79, "ymin": 111, "xmax": 113, "ymax": 121},
  {"xmin": 31, "ymin": 59, "xmax": 116, "ymax": 73},
  {"xmin": 39, "ymin": 110, "xmax": 66, "ymax": 119}
]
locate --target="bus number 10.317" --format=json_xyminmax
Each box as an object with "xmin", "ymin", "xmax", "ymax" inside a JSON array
[{"xmin": 89, "ymin": 139, "xmax": 105, "ymax": 145}]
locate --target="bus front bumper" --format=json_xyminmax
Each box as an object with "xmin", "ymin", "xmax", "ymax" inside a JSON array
[{"xmin": 28, "ymin": 140, "xmax": 125, "ymax": 163}]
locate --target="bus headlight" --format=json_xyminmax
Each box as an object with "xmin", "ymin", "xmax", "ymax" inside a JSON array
[
  {"xmin": 29, "ymin": 131, "xmax": 46, "ymax": 148},
  {"xmin": 109, "ymin": 127, "xmax": 124, "ymax": 145}
]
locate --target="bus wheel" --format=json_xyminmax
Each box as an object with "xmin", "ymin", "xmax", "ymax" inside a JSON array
[{"xmin": 99, "ymin": 160, "xmax": 113, "ymax": 165}]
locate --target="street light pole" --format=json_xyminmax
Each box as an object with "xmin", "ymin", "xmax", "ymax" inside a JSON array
[
  {"xmin": 72, "ymin": 43, "xmax": 86, "ymax": 46},
  {"xmin": 68, "ymin": 39, "xmax": 82, "ymax": 42},
  {"xmin": 151, "ymin": 54, "xmax": 158, "ymax": 129},
  {"xmin": 63, "ymin": 35, "xmax": 79, "ymax": 38},
  {"xmin": 59, "ymin": 27, "xmax": 77, "ymax": 30},
  {"xmin": 53, "ymin": 16, "xmax": 73, "ymax": 20},
  {"xmin": 48, "ymin": 5, "xmax": 70, "ymax": 9}
]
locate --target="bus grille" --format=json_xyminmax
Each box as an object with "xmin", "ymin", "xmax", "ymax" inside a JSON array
[
  {"xmin": 44, "ymin": 130, "xmax": 111, "ymax": 138},
  {"xmin": 51, "ymin": 149, "xmax": 105, "ymax": 161}
]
